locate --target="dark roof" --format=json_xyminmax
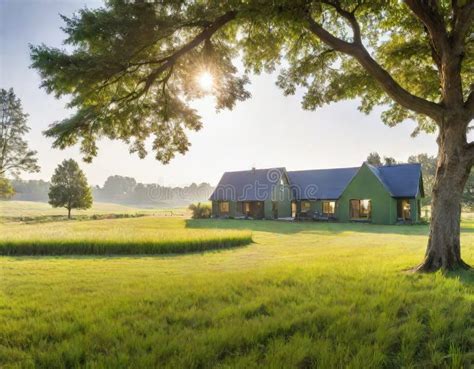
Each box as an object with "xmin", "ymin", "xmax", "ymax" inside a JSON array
[
  {"xmin": 209, "ymin": 168, "xmax": 286, "ymax": 201},
  {"xmin": 366, "ymin": 163, "xmax": 422, "ymax": 197},
  {"xmin": 287, "ymin": 167, "xmax": 359, "ymax": 200}
]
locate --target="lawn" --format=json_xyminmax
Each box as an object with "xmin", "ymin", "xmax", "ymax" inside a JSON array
[{"xmin": 1, "ymin": 215, "xmax": 473, "ymax": 368}]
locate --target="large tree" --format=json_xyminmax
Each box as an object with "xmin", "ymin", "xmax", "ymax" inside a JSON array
[
  {"xmin": 31, "ymin": 0, "xmax": 473, "ymax": 271},
  {"xmin": 48, "ymin": 159, "xmax": 93, "ymax": 219},
  {"xmin": 0, "ymin": 88, "xmax": 40, "ymax": 177}
]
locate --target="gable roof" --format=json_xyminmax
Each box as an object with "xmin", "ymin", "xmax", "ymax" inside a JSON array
[
  {"xmin": 209, "ymin": 168, "xmax": 286, "ymax": 201},
  {"xmin": 365, "ymin": 163, "xmax": 423, "ymax": 197},
  {"xmin": 287, "ymin": 167, "xmax": 359, "ymax": 200}
]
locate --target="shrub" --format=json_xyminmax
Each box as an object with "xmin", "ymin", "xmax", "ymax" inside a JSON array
[{"xmin": 189, "ymin": 202, "xmax": 212, "ymax": 219}]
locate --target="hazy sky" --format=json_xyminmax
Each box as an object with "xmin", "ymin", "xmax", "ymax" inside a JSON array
[{"xmin": 1, "ymin": 0, "xmax": 440, "ymax": 186}]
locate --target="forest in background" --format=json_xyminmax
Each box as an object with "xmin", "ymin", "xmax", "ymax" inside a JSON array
[{"xmin": 10, "ymin": 175, "xmax": 214, "ymax": 208}]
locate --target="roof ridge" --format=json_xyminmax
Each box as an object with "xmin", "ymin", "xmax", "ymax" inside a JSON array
[
  {"xmin": 288, "ymin": 166, "xmax": 360, "ymax": 173},
  {"xmin": 224, "ymin": 167, "xmax": 286, "ymax": 174}
]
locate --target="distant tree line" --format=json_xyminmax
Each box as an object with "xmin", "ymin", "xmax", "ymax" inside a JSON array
[
  {"xmin": 10, "ymin": 175, "xmax": 214, "ymax": 207},
  {"xmin": 366, "ymin": 152, "xmax": 474, "ymax": 208}
]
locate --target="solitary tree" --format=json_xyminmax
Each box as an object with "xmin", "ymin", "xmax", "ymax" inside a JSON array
[
  {"xmin": 31, "ymin": 0, "xmax": 473, "ymax": 271},
  {"xmin": 0, "ymin": 88, "xmax": 40, "ymax": 177},
  {"xmin": 48, "ymin": 159, "xmax": 93, "ymax": 218}
]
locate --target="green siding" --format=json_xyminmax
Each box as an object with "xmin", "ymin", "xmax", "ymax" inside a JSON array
[
  {"xmin": 338, "ymin": 164, "xmax": 396, "ymax": 224},
  {"xmin": 211, "ymin": 179, "xmax": 292, "ymax": 220},
  {"xmin": 270, "ymin": 182, "xmax": 292, "ymax": 218},
  {"xmin": 212, "ymin": 201, "xmax": 236, "ymax": 218}
]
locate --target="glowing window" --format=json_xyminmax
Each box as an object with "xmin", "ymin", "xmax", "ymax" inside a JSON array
[{"xmin": 219, "ymin": 202, "xmax": 229, "ymax": 213}]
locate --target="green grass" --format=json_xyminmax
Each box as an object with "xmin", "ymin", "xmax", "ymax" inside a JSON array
[
  {"xmin": 0, "ymin": 200, "xmax": 188, "ymax": 218},
  {"xmin": 1, "ymin": 216, "xmax": 473, "ymax": 368},
  {"xmin": 0, "ymin": 217, "xmax": 251, "ymax": 255}
]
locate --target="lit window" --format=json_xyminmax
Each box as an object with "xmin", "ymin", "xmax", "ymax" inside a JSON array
[
  {"xmin": 360, "ymin": 199, "xmax": 371, "ymax": 217},
  {"xmin": 301, "ymin": 201, "xmax": 311, "ymax": 212},
  {"xmin": 322, "ymin": 201, "xmax": 336, "ymax": 215},
  {"xmin": 219, "ymin": 202, "xmax": 229, "ymax": 213},
  {"xmin": 350, "ymin": 199, "xmax": 371, "ymax": 219},
  {"xmin": 397, "ymin": 199, "xmax": 411, "ymax": 220}
]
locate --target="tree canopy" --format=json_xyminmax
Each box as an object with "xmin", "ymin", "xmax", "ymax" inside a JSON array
[
  {"xmin": 31, "ymin": 0, "xmax": 473, "ymax": 163},
  {"xmin": 0, "ymin": 88, "xmax": 40, "ymax": 176}
]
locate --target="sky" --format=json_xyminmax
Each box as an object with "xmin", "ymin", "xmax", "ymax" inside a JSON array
[{"xmin": 0, "ymin": 0, "xmax": 440, "ymax": 187}]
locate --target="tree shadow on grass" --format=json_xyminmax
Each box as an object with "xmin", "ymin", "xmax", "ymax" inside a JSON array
[
  {"xmin": 444, "ymin": 268, "xmax": 474, "ymax": 286},
  {"xmin": 185, "ymin": 218, "xmax": 432, "ymax": 236}
]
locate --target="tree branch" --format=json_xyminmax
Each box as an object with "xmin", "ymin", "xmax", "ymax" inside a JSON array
[
  {"xmin": 321, "ymin": 0, "xmax": 362, "ymax": 44},
  {"xmin": 466, "ymin": 87, "xmax": 474, "ymax": 117},
  {"xmin": 452, "ymin": 0, "xmax": 474, "ymax": 51},
  {"xmin": 404, "ymin": 0, "xmax": 450, "ymax": 58},
  {"xmin": 134, "ymin": 11, "xmax": 237, "ymax": 99},
  {"xmin": 99, "ymin": 11, "xmax": 237, "ymax": 105},
  {"xmin": 305, "ymin": 15, "xmax": 445, "ymax": 121}
]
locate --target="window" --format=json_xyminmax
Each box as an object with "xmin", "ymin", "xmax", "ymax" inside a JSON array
[
  {"xmin": 243, "ymin": 202, "xmax": 250, "ymax": 213},
  {"xmin": 322, "ymin": 201, "xmax": 336, "ymax": 216},
  {"xmin": 301, "ymin": 201, "xmax": 311, "ymax": 212},
  {"xmin": 350, "ymin": 199, "xmax": 371, "ymax": 219},
  {"xmin": 291, "ymin": 202, "xmax": 297, "ymax": 218},
  {"xmin": 219, "ymin": 202, "xmax": 229, "ymax": 213},
  {"xmin": 397, "ymin": 199, "xmax": 411, "ymax": 220}
]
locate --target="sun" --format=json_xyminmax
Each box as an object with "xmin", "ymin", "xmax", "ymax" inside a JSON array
[{"xmin": 197, "ymin": 71, "xmax": 214, "ymax": 91}]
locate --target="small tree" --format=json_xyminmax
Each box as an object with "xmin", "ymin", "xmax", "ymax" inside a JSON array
[
  {"xmin": 0, "ymin": 88, "xmax": 40, "ymax": 177},
  {"xmin": 0, "ymin": 176, "xmax": 14, "ymax": 199},
  {"xmin": 366, "ymin": 152, "xmax": 382, "ymax": 166},
  {"xmin": 48, "ymin": 159, "xmax": 92, "ymax": 218},
  {"xmin": 383, "ymin": 157, "xmax": 397, "ymax": 166}
]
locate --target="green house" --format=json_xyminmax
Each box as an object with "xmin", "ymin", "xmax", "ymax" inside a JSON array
[
  {"xmin": 210, "ymin": 167, "xmax": 292, "ymax": 219},
  {"xmin": 210, "ymin": 163, "xmax": 424, "ymax": 224}
]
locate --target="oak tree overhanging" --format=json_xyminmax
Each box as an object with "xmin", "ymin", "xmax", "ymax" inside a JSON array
[{"xmin": 30, "ymin": 0, "xmax": 473, "ymax": 271}]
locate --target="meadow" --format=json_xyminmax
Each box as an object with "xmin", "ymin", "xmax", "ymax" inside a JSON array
[
  {"xmin": 0, "ymin": 203, "xmax": 473, "ymax": 368},
  {"xmin": 0, "ymin": 202, "xmax": 251, "ymax": 255}
]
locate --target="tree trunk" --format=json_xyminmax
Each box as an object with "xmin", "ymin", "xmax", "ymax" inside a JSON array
[
  {"xmin": 68, "ymin": 207, "xmax": 71, "ymax": 219},
  {"xmin": 415, "ymin": 121, "xmax": 472, "ymax": 272}
]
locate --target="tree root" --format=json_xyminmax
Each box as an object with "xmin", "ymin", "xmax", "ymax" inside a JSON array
[{"xmin": 411, "ymin": 257, "xmax": 472, "ymax": 273}]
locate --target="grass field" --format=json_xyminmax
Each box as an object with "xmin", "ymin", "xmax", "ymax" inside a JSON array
[
  {"xmin": 1, "ymin": 206, "xmax": 473, "ymax": 368},
  {"xmin": 0, "ymin": 200, "xmax": 188, "ymax": 219},
  {"xmin": 0, "ymin": 215, "xmax": 251, "ymax": 256}
]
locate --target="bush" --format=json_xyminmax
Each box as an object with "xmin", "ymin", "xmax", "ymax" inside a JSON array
[{"xmin": 189, "ymin": 202, "xmax": 212, "ymax": 219}]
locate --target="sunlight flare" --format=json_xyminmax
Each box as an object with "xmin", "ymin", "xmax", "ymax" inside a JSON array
[{"xmin": 197, "ymin": 71, "xmax": 214, "ymax": 91}]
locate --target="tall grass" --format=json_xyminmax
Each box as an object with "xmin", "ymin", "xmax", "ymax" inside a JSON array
[{"xmin": 0, "ymin": 235, "xmax": 252, "ymax": 255}]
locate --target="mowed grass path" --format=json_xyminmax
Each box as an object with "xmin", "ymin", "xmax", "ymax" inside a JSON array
[{"xmin": 1, "ymin": 217, "xmax": 473, "ymax": 368}]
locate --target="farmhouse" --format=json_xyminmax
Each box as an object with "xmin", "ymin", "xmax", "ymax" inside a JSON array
[{"xmin": 210, "ymin": 163, "xmax": 424, "ymax": 224}]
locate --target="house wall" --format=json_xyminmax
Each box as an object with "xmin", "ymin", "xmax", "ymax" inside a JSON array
[
  {"xmin": 409, "ymin": 196, "xmax": 422, "ymax": 223},
  {"xmin": 338, "ymin": 165, "xmax": 397, "ymax": 224},
  {"xmin": 270, "ymin": 182, "xmax": 292, "ymax": 218},
  {"xmin": 295, "ymin": 200, "xmax": 320, "ymax": 214},
  {"xmin": 212, "ymin": 200, "xmax": 237, "ymax": 218}
]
